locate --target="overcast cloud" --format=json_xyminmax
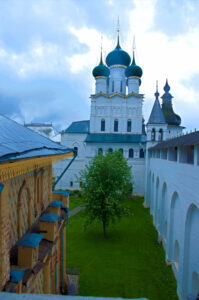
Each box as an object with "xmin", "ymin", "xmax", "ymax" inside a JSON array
[{"xmin": 0, "ymin": 0, "xmax": 199, "ymax": 131}]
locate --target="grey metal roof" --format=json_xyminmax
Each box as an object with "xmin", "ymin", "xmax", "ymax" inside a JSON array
[
  {"xmin": 85, "ymin": 133, "xmax": 146, "ymax": 143},
  {"xmin": 64, "ymin": 120, "xmax": 90, "ymax": 133},
  {"xmin": 150, "ymin": 131, "xmax": 199, "ymax": 150},
  {"xmin": 0, "ymin": 114, "xmax": 73, "ymax": 162},
  {"xmin": 148, "ymin": 98, "xmax": 166, "ymax": 125}
]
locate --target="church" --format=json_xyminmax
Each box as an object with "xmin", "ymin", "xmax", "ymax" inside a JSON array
[
  {"xmin": 54, "ymin": 30, "xmax": 183, "ymax": 195},
  {"xmin": 54, "ymin": 30, "xmax": 199, "ymax": 300}
]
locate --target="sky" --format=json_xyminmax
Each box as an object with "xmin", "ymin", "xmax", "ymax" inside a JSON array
[{"xmin": 0, "ymin": 0, "xmax": 199, "ymax": 132}]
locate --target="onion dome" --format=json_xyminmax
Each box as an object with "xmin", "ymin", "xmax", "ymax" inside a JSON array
[
  {"xmin": 92, "ymin": 52, "xmax": 110, "ymax": 78},
  {"xmin": 161, "ymin": 79, "xmax": 181, "ymax": 126},
  {"xmin": 106, "ymin": 34, "xmax": 131, "ymax": 67},
  {"xmin": 125, "ymin": 51, "xmax": 143, "ymax": 78}
]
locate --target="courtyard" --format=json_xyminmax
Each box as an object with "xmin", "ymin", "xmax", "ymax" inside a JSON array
[{"xmin": 66, "ymin": 197, "xmax": 178, "ymax": 300}]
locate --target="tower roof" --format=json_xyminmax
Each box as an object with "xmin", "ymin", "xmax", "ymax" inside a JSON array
[
  {"xmin": 161, "ymin": 79, "xmax": 181, "ymax": 126},
  {"xmin": 148, "ymin": 83, "xmax": 166, "ymax": 124},
  {"xmin": 125, "ymin": 51, "xmax": 143, "ymax": 78},
  {"xmin": 106, "ymin": 27, "xmax": 130, "ymax": 67}
]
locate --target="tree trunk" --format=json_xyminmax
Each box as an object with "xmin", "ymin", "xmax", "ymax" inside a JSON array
[{"xmin": 102, "ymin": 220, "xmax": 106, "ymax": 237}]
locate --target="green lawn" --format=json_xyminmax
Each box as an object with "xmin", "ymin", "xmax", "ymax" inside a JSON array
[
  {"xmin": 66, "ymin": 198, "xmax": 178, "ymax": 300},
  {"xmin": 69, "ymin": 194, "xmax": 84, "ymax": 210}
]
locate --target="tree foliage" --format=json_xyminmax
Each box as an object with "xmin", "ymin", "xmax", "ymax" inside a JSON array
[{"xmin": 78, "ymin": 150, "xmax": 132, "ymax": 236}]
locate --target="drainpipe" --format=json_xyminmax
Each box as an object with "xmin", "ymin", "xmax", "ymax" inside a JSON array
[
  {"xmin": 52, "ymin": 150, "xmax": 77, "ymax": 191},
  {"xmin": 61, "ymin": 226, "xmax": 65, "ymax": 294}
]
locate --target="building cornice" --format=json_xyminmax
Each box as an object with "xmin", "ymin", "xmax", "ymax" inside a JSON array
[{"xmin": 92, "ymin": 92, "xmax": 141, "ymax": 99}]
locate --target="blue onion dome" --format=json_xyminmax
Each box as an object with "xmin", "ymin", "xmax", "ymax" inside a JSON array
[
  {"xmin": 105, "ymin": 35, "xmax": 131, "ymax": 67},
  {"xmin": 125, "ymin": 51, "xmax": 143, "ymax": 78},
  {"xmin": 92, "ymin": 53, "xmax": 110, "ymax": 78}
]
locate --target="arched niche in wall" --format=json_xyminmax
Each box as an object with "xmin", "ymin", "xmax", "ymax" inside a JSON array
[
  {"xmin": 18, "ymin": 180, "xmax": 32, "ymax": 239},
  {"xmin": 182, "ymin": 204, "xmax": 199, "ymax": 298},
  {"xmin": 168, "ymin": 192, "xmax": 179, "ymax": 264},
  {"xmin": 160, "ymin": 182, "xmax": 168, "ymax": 245},
  {"xmin": 154, "ymin": 177, "xmax": 159, "ymax": 227}
]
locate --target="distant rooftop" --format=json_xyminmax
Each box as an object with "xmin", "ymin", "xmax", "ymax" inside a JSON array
[
  {"xmin": 24, "ymin": 123, "xmax": 53, "ymax": 127},
  {"xmin": 63, "ymin": 120, "xmax": 90, "ymax": 134}
]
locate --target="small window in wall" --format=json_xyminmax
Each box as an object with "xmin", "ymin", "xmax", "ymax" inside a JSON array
[
  {"xmin": 114, "ymin": 119, "xmax": 118, "ymax": 132},
  {"xmin": 127, "ymin": 120, "xmax": 131, "ymax": 132},
  {"xmin": 74, "ymin": 146, "xmax": 78, "ymax": 155},
  {"xmin": 101, "ymin": 119, "xmax": 105, "ymax": 132},
  {"xmin": 120, "ymin": 81, "xmax": 122, "ymax": 92},
  {"xmin": 140, "ymin": 148, "xmax": 144, "ymax": 158},
  {"xmin": 98, "ymin": 148, "xmax": 103, "ymax": 154},
  {"xmin": 151, "ymin": 128, "xmax": 156, "ymax": 141},
  {"xmin": 112, "ymin": 81, "xmax": 114, "ymax": 92},
  {"xmin": 119, "ymin": 148, "xmax": 123, "ymax": 155},
  {"xmin": 129, "ymin": 148, "xmax": 134, "ymax": 158},
  {"xmin": 108, "ymin": 148, "xmax": 113, "ymax": 153},
  {"xmin": 70, "ymin": 181, "xmax": 73, "ymax": 187},
  {"xmin": 158, "ymin": 129, "xmax": 163, "ymax": 141}
]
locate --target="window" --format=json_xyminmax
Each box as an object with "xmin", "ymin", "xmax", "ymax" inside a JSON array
[
  {"xmin": 120, "ymin": 81, "xmax": 122, "ymax": 92},
  {"xmin": 127, "ymin": 120, "xmax": 131, "ymax": 132},
  {"xmin": 114, "ymin": 119, "xmax": 118, "ymax": 132},
  {"xmin": 129, "ymin": 148, "xmax": 134, "ymax": 158},
  {"xmin": 151, "ymin": 128, "xmax": 156, "ymax": 141},
  {"xmin": 101, "ymin": 119, "xmax": 105, "ymax": 132},
  {"xmin": 112, "ymin": 81, "xmax": 114, "ymax": 92},
  {"xmin": 158, "ymin": 129, "xmax": 163, "ymax": 141},
  {"xmin": 140, "ymin": 148, "xmax": 144, "ymax": 158},
  {"xmin": 108, "ymin": 148, "xmax": 113, "ymax": 153},
  {"xmin": 119, "ymin": 148, "xmax": 123, "ymax": 155},
  {"xmin": 74, "ymin": 146, "xmax": 78, "ymax": 155},
  {"xmin": 70, "ymin": 181, "xmax": 73, "ymax": 187},
  {"xmin": 98, "ymin": 148, "xmax": 103, "ymax": 154}
]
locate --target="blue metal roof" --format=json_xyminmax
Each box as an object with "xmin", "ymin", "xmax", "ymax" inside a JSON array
[
  {"xmin": 49, "ymin": 201, "xmax": 63, "ymax": 207},
  {"xmin": 17, "ymin": 233, "xmax": 43, "ymax": 248},
  {"xmin": 64, "ymin": 120, "xmax": 90, "ymax": 133},
  {"xmin": 40, "ymin": 212, "xmax": 59, "ymax": 223},
  {"xmin": 10, "ymin": 270, "xmax": 25, "ymax": 283},
  {"xmin": 0, "ymin": 114, "xmax": 73, "ymax": 162},
  {"xmin": 85, "ymin": 134, "xmax": 146, "ymax": 143}
]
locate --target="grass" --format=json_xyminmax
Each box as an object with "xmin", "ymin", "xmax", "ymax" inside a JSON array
[{"xmin": 66, "ymin": 197, "xmax": 178, "ymax": 300}]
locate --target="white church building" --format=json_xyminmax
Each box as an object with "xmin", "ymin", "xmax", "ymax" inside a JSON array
[{"xmin": 54, "ymin": 32, "xmax": 199, "ymax": 299}]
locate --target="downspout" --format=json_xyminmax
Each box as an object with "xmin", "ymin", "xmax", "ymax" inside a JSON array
[{"xmin": 52, "ymin": 150, "xmax": 77, "ymax": 191}]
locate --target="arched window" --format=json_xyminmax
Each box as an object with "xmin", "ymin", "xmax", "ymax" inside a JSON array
[
  {"xmin": 74, "ymin": 146, "xmax": 78, "ymax": 155},
  {"xmin": 101, "ymin": 119, "xmax": 105, "ymax": 132},
  {"xmin": 158, "ymin": 129, "xmax": 163, "ymax": 141},
  {"xmin": 112, "ymin": 81, "xmax": 114, "ymax": 92},
  {"xmin": 129, "ymin": 148, "xmax": 134, "ymax": 158},
  {"xmin": 151, "ymin": 128, "xmax": 156, "ymax": 141},
  {"xmin": 98, "ymin": 148, "xmax": 103, "ymax": 154},
  {"xmin": 120, "ymin": 81, "xmax": 123, "ymax": 92},
  {"xmin": 114, "ymin": 119, "xmax": 118, "ymax": 132},
  {"xmin": 108, "ymin": 148, "xmax": 113, "ymax": 153},
  {"xmin": 140, "ymin": 148, "xmax": 144, "ymax": 158},
  {"xmin": 119, "ymin": 148, "xmax": 123, "ymax": 155},
  {"xmin": 127, "ymin": 120, "xmax": 131, "ymax": 132}
]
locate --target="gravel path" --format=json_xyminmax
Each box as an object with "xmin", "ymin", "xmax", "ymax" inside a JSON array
[{"xmin": 69, "ymin": 205, "xmax": 85, "ymax": 217}]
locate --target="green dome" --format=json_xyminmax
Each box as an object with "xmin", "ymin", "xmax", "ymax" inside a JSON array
[
  {"xmin": 92, "ymin": 54, "xmax": 110, "ymax": 78},
  {"xmin": 106, "ymin": 36, "xmax": 131, "ymax": 67},
  {"xmin": 125, "ymin": 52, "xmax": 143, "ymax": 78}
]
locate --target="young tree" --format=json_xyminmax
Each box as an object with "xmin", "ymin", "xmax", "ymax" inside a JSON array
[{"xmin": 79, "ymin": 150, "xmax": 132, "ymax": 236}]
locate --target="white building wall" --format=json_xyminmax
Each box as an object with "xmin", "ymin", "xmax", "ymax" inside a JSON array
[
  {"xmin": 145, "ymin": 147, "xmax": 199, "ymax": 300},
  {"xmin": 90, "ymin": 94, "xmax": 143, "ymax": 134}
]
